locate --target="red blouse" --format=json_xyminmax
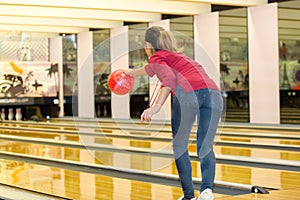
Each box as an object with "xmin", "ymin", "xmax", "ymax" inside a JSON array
[{"xmin": 145, "ymin": 50, "xmax": 219, "ymax": 94}]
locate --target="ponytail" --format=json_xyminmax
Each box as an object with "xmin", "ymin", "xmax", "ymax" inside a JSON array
[
  {"xmin": 158, "ymin": 30, "xmax": 180, "ymax": 52},
  {"xmin": 145, "ymin": 26, "xmax": 183, "ymax": 53}
]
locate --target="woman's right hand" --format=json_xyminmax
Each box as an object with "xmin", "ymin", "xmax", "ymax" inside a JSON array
[{"xmin": 140, "ymin": 104, "xmax": 162, "ymax": 122}]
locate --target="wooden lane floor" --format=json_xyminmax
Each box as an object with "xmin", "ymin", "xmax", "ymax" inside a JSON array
[
  {"xmin": 0, "ymin": 159, "xmax": 195, "ymax": 200},
  {"xmin": 1, "ymin": 132, "xmax": 300, "ymax": 171},
  {"xmin": 1, "ymin": 124, "xmax": 299, "ymax": 163},
  {"xmin": 53, "ymin": 116, "xmax": 300, "ymax": 132},
  {"xmin": 1, "ymin": 121, "xmax": 300, "ymax": 172},
  {"xmin": 0, "ymin": 141, "xmax": 233, "ymax": 200},
  {"xmin": 4, "ymin": 118, "xmax": 300, "ymax": 135},
  {"xmin": 0, "ymin": 120, "xmax": 300, "ymax": 199},
  {"xmin": 2, "ymin": 120, "xmax": 300, "ymax": 146},
  {"xmin": 0, "ymin": 141, "xmax": 299, "ymax": 200},
  {"xmin": 0, "ymin": 138, "xmax": 299, "ymax": 191},
  {"xmin": 2, "ymin": 155, "xmax": 298, "ymax": 200},
  {"xmin": 1, "ymin": 121, "xmax": 300, "ymax": 177},
  {"xmin": 2, "ymin": 120, "xmax": 300, "ymax": 153}
]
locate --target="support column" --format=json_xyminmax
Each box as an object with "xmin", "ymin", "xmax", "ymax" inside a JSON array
[
  {"xmin": 194, "ymin": 11, "xmax": 220, "ymax": 87},
  {"xmin": 110, "ymin": 26, "xmax": 130, "ymax": 119},
  {"xmin": 149, "ymin": 20, "xmax": 172, "ymax": 121},
  {"xmin": 77, "ymin": 31, "xmax": 95, "ymax": 118},
  {"xmin": 248, "ymin": 3, "xmax": 280, "ymax": 124},
  {"xmin": 49, "ymin": 36, "xmax": 64, "ymax": 117}
]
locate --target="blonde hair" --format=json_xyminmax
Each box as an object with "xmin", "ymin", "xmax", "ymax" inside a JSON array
[
  {"xmin": 158, "ymin": 30, "xmax": 179, "ymax": 52},
  {"xmin": 145, "ymin": 26, "xmax": 183, "ymax": 53}
]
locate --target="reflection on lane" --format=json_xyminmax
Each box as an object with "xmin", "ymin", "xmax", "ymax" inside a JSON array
[
  {"xmin": 0, "ymin": 140, "xmax": 299, "ymax": 190},
  {"xmin": 1, "ymin": 128, "xmax": 299, "ymax": 162},
  {"xmin": 0, "ymin": 159, "xmax": 188, "ymax": 200}
]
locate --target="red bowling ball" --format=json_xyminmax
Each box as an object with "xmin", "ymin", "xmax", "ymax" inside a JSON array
[{"xmin": 108, "ymin": 69, "xmax": 134, "ymax": 95}]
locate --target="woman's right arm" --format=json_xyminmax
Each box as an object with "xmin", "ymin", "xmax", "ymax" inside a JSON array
[{"xmin": 126, "ymin": 67, "xmax": 148, "ymax": 77}]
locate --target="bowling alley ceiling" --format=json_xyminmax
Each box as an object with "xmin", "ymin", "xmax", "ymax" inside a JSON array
[
  {"xmin": 0, "ymin": 0, "xmax": 266, "ymax": 33},
  {"xmin": 0, "ymin": 0, "xmax": 299, "ymax": 38}
]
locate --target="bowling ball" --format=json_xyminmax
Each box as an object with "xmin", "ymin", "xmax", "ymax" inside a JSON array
[{"xmin": 108, "ymin": 69, "xmax": 134, "ymax": 95}]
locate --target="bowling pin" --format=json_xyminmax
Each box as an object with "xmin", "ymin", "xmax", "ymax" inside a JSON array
[
  {"xmin": 15, "ymin": 108, "xmax": 22, "ymax": 121},
  {"xmin": 7, "ymin": 108, "xmax": 14, "ymax": 120},
  {"xmin": 8, "ymin": 108, "xmax": 14, "ymax": 120},
  {"xmin": 97, "ymin": 105, "xmax": 101, "ymax": 117},
  {"xmin": 103, "ymin": 105, "xmax": 107, "ymax": 117},
  {"xmin": 1, "ymin": 108, "xmax": 5, "ymax": 120}
]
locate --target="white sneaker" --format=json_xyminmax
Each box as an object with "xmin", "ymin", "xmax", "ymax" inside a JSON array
[
  {"xmin": 177, "ymin": 195, "xmax": 196, "ymax": 200},
  {"xmin": 197, "ymin": 189, "xmax": 213, "ymax": 200}
]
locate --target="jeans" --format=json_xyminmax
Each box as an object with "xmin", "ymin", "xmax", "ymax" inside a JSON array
[{"xmin": 171, "ymin": 87, "xmax": 223, "ymax": 198}]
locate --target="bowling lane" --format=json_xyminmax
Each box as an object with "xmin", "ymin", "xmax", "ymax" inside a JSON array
[
  {"xmin": 1, "ymin": 159, "xmax": 220, "ymax": 200},
  {"xmin": 1, "ymin": 126, "xmax": 300, "ymax": 162},
  {"xmin": 53, "ymin": 117, "xmax": 300, "ymax": 133},
  {"xmin": 221, "ymin": 127, "xmax": 300, "ymax": 137},
  {"xmin": 2, "ymin": 120, "xmax": 300, "ymax": 142},
  {"xmin": 43, "ymin": 118, "xmax": 300, "ymax": 142},
  {"xmin": 0, "ymin": 139, "xmax": 299, "ymax": 190}
]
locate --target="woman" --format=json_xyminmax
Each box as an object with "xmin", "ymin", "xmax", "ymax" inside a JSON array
[{"xmin": 126, "ymin": 26, "xmax": 223, "ymax": 200}]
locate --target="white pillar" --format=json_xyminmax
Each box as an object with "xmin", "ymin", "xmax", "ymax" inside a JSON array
[
  {"xmin": 49, "ymin": 36, "xmax": 64, "ymax": 117},
  {"xmin": 110, "ymin": 26, "xmax": 130, "ymax": 119},
  {"xmin": 248, "ymin": 3, "xmax": 280, "ymax": 124},
  {"xmin": 194, "ymin": 12, "xmax": 220, "ymax": 87},
  {"xmin": 77, "ymin": 31, "xmax": 95, "ymax": 118},
  {"xmin": 149, "ymin": 20, "xmax": 172, "ymax": 121}
]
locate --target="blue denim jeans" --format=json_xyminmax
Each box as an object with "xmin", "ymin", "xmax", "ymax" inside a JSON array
[{"xmin": 171, "ymin": 87, "xmax": 223, "ymax": 199}]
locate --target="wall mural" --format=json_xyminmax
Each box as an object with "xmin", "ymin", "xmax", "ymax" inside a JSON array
[
  {"xmin": 279, "ymin": 40, "xmax": 300, "ymax": 90},
  {"xmin": 219, "ymin": 39, "xmax": 300, "ymax": 91},
  {"xmin": 0, "ymin": 61, "xmax": 59, "ymax": 98},
  {"xmin": 62, "ymin": 35, "xmax": 78, "ymax": 97},
  {"xmin": 220, "ymin": 62, "xmax": 249, "ymax": 92},
  {"xmin": 94, "ymin": 62, "xmax": 111, "ymax": 96},
  {"xmin": 220, "ymin": 38, "xmax": 249, "ymax": 92},
  {"xmin": 280, "ymin": 60, "xmax": 300, "ymax": 90}
]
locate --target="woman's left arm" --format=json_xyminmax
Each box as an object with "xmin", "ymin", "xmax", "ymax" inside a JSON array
[{"xmin": 141, "ymin": 86, "xmax": 172, "ymax": 122}]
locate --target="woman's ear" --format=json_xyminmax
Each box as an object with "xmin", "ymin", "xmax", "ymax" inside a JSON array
[
  {"xmin": 144, "ymin": 42, "xmax": 154, "ymax": 57},
  {"xmin": 144, "ymin": 42, "xmax": 152, "ymax": 49}
]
